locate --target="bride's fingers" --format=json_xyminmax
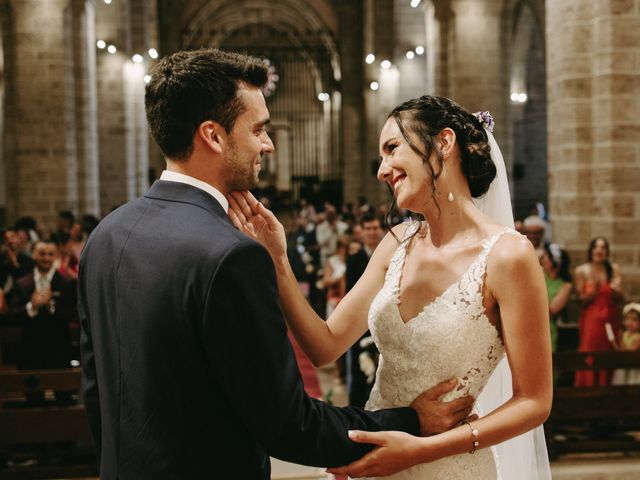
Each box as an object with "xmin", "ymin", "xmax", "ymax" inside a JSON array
[
  {"xmin": 227, "ymin": 208, "xmax": 243, "ymax": 230},
  {"xmin": 327, "ymin": 451, "xmax": 377, "ymax": 477},
  {"xmin": 229, "ymin": 191, "xmax": 254, "ymax": 219},
  {"xmin": 240, "ymin": 190, "xmax": 261, "ymax": 213},
  {"xmin": 257, "ymin": 202, "xmax": 281, "ymax": 228},
  {"xmin": 227, "ymin": 196, "xmax": 249, "ymax": 225},
  {"xmin": 228, "ymin": 208, "xmax": 254, "ymax": 236},
  {"xmin": 347, "ymin": 430, "xmax": 386, "ymax": 446}
]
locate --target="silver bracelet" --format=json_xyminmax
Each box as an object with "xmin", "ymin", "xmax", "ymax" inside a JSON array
[{"xmin": 462, "ymin": 420, "xmax": 479, "ymax": 454}]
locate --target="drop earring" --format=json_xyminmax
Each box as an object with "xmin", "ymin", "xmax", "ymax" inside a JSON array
[{"xmin": 443, "ymin": 162, "xmax": 454, "ymax": 202}]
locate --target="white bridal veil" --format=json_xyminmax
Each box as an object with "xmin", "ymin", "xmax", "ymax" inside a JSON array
[{"xmin": 472, "ymin": 116, "xmax": 552, "ymax": 480}]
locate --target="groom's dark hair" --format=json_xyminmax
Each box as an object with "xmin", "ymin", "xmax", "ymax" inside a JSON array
[{"xmin": 145, "ymin": 48, "xmax": 268, "ymax": 160}]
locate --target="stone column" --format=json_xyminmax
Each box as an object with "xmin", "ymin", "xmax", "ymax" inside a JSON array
[
  {"xmin": 5, "ymin": 0, "xmax": 78, "ymax": 225},
  {"xmin": 336, "ymin": 0, "xmax": 365, "ymax": 205},
  {"xmin": 431, "ymin": 0, "xmax": 509, "ymax": 148},
  {"xmin": 69, "ymin": 0, "xmax": 100, "ymax": 217},
  {"xmin": 546, "ymin": 0, "xmax": 640, "ymax": 297}
]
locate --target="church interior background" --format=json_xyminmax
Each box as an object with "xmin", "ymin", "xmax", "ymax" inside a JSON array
[
  {"xmin": 1, "ymin": 0, "xmax": 638, "ymax": 298},
  {"xmin": 1, "ymin": 0, "xmax": 640, "ymax": 478}
]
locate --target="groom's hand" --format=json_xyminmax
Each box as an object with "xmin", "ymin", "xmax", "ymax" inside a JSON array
[{"xmin": 409, "ymin": 378, "xmax": 474, "ymax": 436}]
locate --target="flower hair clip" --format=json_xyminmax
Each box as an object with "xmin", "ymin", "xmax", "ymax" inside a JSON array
[{"xmin": 472, "ymin": 111, "xmax": 494, "ymax": 133}]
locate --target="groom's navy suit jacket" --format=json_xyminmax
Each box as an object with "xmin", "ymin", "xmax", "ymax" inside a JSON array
[{"xmin": 79, "ymin": 181, "xmax": 419, "ymax": 480}]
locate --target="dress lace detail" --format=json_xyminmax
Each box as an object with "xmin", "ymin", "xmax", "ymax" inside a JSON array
[{"xmin": 365, "ymin": 220, "xmax": 515, "ymax": 480}]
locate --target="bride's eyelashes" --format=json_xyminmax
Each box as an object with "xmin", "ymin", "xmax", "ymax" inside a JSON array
[{"xmin": 384, "ymin": 142, "xmax": 399, "ymax": 155}]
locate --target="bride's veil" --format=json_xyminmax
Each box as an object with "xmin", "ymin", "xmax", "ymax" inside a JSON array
[{"xmin": 472, "ymin": 121, "xmax": 552, "ymax": 480}]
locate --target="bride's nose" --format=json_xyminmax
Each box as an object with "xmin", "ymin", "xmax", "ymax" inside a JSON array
[{"xmin": 377, "ymin": 157, "xmax": 392, "ymax": 183}]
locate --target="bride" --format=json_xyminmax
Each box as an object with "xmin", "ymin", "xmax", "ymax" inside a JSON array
[{"xmin": 228, "ymin": 95, "xmax": 552, "ymax": 479}]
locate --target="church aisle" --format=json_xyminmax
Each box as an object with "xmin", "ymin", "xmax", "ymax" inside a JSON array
[{"xmin": 288, "ymin": 332, "xmax": 323, "ymax": 399}]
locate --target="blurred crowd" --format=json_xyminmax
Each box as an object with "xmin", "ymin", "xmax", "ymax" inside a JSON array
[
  {"xmin": 1, "ymin": 197, "xmax": 638, "ymax": 397},
  {"xmin": 0, "ymin": 211, "xmax": 99, "ymax": 377},
  {"xmin": 286, "ymin": 198, "xmax": 639, "ymax": 399}
]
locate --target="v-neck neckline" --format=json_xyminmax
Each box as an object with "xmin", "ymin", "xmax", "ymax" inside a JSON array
[{"xmin": 394, "ymin": 229, "xmax": 503, "ymax": 325}]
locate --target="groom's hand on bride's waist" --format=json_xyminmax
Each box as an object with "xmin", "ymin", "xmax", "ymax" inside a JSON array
[{"xmin": 409, "ymin": 378, "xmax": 475, "ymax": 436}]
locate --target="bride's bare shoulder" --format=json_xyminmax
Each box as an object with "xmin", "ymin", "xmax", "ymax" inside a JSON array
[{"xmin": 487, "ymin": 231, "xmax": 538, "ymax": 276}]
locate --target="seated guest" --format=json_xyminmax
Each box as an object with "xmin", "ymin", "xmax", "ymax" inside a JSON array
[{"xmin": 11, "ymin": 239, "xmax": 76, "ymax": 371}]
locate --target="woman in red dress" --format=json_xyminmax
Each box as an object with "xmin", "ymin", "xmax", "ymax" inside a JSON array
[{"xmin": 574, "ymin": 237, "xmax": 624, "ymax": 386}]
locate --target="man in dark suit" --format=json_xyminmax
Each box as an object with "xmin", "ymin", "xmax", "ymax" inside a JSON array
[
  {"xmin": 345, "ymin": 214, "xmax": 384, "ymax": 407},
  {"xmin": 12, "ymin": 239, "xmax": 76, "ymax": 371},
  {"xmin": 79, "ymin": 48, "xmax": 473, "ymax": 480}
]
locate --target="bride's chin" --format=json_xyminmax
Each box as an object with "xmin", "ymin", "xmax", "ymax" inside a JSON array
[{"xmin": 395, "ymin": 193, "xmax": 416, "ymax": 211}]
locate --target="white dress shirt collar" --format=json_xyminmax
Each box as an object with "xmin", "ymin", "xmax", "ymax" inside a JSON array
[
  {"xmin": 34, "ymin": 267, "xmax": 56, "ymax": 291},
  {"xmin": 160, "ymin": 170, "xmax": 229, "ymax": 213}
]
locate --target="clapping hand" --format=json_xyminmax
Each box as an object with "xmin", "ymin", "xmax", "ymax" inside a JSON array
[
  {"xmin": 227, "ymin": 191, "xmax": 287, "ymax": 259},
  {"xmin": 31, "ymin": 288, "xmax": 52, "ymax": 309}
]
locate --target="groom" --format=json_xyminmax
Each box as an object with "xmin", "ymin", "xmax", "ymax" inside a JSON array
[{"xmin": 78, "ymin": 48, "xmax": 474, "ymax": 480}]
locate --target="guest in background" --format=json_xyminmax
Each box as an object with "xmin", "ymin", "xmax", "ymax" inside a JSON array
[
  {"xmin": 297, "ymin": 197, "xmax": 317, "ymax": 224},
  {"xmin": 345, "ymin": 213, "xmax": 384, "ymax": 407},
  {"xmin": 55, "ymin": 210, "xmax": 75, "ymax": 238},
  {"xmin": 523, "ymin": 214, "xmax": 548, "ymax": 260},
  {"xmin": 67, "ymin": 222, "xmax": 86, "ymax": 261},
  {"xmin": 574, "ymin": 237, "xmax": 624, "ymax": 386},
  {"xmin": 3, "ymin": 229, "xmax": 35, "ymax": 280},
  {"xmin": 323, "ymin": 236, "xmax": 348, "ymax": 318},
  {"xmin": 315, "ymin": 203, "xmax": 348, "ymax": 266},
  {"xmin": 54, "ymin": 232, "xmax": 79, "ymax": 280},
  {"xmin": 14, "ymin": 216, "xmax": 40, "ymax": 255},
  {"xmin": 80, "ymin": 214, "xmax": 100, "ymax": 237},
  {"xmin": 11, "ymin": 239, "xmax": 76, "ymax": 371},
  {"xmin": 541, "ymin": 244, "xmax": 572, "ymax": 353},
  {"xmin": 612, "ymin": 302, "xmax": 640, "ymax": 385}
]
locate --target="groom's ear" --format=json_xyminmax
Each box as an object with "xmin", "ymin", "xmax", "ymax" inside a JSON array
[{"xmin": 197, "ymin": 120, "xmax": 226, "ymax": 155}]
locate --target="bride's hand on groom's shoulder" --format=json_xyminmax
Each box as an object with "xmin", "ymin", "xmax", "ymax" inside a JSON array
[
  {"xmin": 227, "ymin": 191, "xmax": 287, "ymax": 258},
  {"xmin": 326, "ymin": 430, "xmax": 426, "ymax": 478}
]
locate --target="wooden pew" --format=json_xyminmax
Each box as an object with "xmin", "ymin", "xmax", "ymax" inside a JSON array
[
  {"xmin": 0, "ymin": 326, "xmax": 22, "ymax": 367},
  {"xmin": 546, "ymin": 350, "xmax": 640, "ymax": 459},
  {"xmin": 0, "ymin": 368, "xmax": 97, "ymax": 479}
]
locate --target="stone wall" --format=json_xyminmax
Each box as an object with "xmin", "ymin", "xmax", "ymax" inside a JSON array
[
  {"xmin": 546, "ymin": 0, "xmax": 640, "ymax": 298},
  {"xmin": 0, "ymin": 0, "xmax": 153, "ymax": 225}
]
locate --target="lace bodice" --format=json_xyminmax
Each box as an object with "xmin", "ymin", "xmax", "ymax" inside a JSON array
[{"xmin": 366, "ymin": 221, "xmax": 515, "ymax": 480}]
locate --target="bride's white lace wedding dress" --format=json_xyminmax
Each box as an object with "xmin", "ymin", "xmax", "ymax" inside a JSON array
[{"xmin": 365, "ymin": 221, "xmax": 516, "ymax": 480}]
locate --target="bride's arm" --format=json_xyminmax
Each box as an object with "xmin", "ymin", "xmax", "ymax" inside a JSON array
[
  {"xmin": 270, "ymin": 232, "xmax": 401, "ymax": 366},
  {"xmin": 329, "ymin": 235, "xmax": 553, "ymax": 478},
  {"xmin": 228, "ymin": 191, "xmax": 406, "ymax": 367}
]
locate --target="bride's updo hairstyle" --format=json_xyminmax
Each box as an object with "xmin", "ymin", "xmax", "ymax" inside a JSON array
[{"xmin": 389, "ymin": 95, "xmax": 496, "ymax": 200}]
